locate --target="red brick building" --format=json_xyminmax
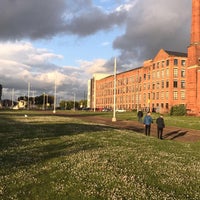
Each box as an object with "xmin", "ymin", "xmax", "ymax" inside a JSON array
[
  {"xmin": 88, "ymin": 0, "xmax": 200, "ymax": 115},
  {"xmin": 187, "ymin": 0, "xmax": 200, "ymax": 115}
]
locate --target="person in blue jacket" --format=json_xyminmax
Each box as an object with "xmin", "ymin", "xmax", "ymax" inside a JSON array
[{"xmin": 143, "ymin": 112, "xmax": 153, "ymax": 136}]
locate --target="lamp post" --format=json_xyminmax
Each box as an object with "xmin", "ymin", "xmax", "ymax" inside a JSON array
[
  {"xmin": 11, "ymin": 88, "xmax": 14, "ymax": 108},
  {"xmin": 27, "ymin": 82, "xmax": 30, "ymax": 110},
  {"xmin": 43, "ymin": 92, "xmax": 45, "ymax": 110},
  {"xmin": 137, "ymin": 70, "xmax": 139, "ymax": 112},
  {"xmin": 74, "ymin": 92, "xmax": 76, "ymax": 111},
  {"xmin": 53, "ymin": 72, "xmax": 57, "ymax": 114},
  {"xmin": 94, "ymin": 76, "xmax": 96, "ymax": 112},
  {"xmin": 112, "ymin": 57, "xmax": 117, "ymax": 122}
]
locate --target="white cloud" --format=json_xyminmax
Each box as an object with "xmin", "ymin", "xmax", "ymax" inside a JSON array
[
  {"xmin": 78, "ymin": 59, "xmax": 108, "ymax": 75},
  {"xmin": 0, "ymin": 41, "xmax": 109, "ymax": 100}
]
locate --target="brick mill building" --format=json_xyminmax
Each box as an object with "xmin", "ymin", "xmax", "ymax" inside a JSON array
[{"xmin": 88, "ymin": 0, "xmax": 200, "ymax": 115}]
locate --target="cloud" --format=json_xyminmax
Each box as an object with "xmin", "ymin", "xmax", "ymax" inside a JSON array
[
  {"xmin": 113, "ymin": 0, "xmax": 191, "ymax": 67},
  {"xmin": 0, "ymin": 0, "xmax": 194, "ymax": 101},
  {"xmin": 0, "ymin": 0, "xmax": 128, "ymax": 40},
  {"xmin": 0, "ymin": 42, "xmax": 108, "ymax": 100},
  {"xmin": 78, "ymin": 59, "xmax": 108, "ymax": 74}
]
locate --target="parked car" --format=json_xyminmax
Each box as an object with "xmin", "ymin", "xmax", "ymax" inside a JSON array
[
  {"xmin": 116, "ymin": 109, "xmax": 126, "ymax": 112},
  {"xmin": 102, "ymin": 108, "xmax": 112, "ymax": 112}
]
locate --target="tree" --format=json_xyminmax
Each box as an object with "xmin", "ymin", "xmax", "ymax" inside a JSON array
[{"xmin": 170, "ymin": 104, "xmax": 186, "ymax": 116}]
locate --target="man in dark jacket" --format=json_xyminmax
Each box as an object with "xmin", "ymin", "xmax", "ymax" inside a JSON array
[
  {"xmin": 156, "ymin": 115, "xmax": 165, "ymax": 139},
  {"xmin": 137, "ymin": 110, "xmax": 143, "ymax": 123}
]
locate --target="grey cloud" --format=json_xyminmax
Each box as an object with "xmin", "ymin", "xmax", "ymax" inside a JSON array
[
  {"xmin": 0, "ymin": 0, "xmax": 67, "ymax": 40},
  {"xmin": 112, "ymin": 0, "xmax": 191, "ymax": 68},
  {"xmin": 0, "ymin": 0, "xmax": 128, "ymax": 40},
  {"xmin": 65, "ymin": 7, "xmax": 127, "ymax": 36}
]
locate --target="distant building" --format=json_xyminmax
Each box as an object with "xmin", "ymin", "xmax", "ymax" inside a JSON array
[
  {"xmin": 88, "ymin": 49, "xmax": 187, "ymax": 113},
  {"xmin": 88, "ymin": 0, "xmax": 200, "ymax": 115},
  {"xmin": 87, "ymin": 73, "xmax": 111, "ymax": 109}
]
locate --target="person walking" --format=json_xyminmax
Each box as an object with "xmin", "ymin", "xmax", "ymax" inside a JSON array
[
  {"xmin": 137, "ymin": 109, "xmax": 143, "ymax": 123},
  {"xmin": 143, "ymin": 112, "xmax": 153, "ymax": 136},
  {"xmin": 156, "ymin": 115, "xmax": 165, "ymax": 139}
]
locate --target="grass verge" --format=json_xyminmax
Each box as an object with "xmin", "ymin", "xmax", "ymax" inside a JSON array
[{"xmin": 0, "ymin": 111, "xmax": 200, "ymax": 199}]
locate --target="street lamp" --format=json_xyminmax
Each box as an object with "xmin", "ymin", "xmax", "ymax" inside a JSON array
[
  {"xmin": 27, "ymin": 82, "xmax": 30, "ymax": 110},
  {"xmin": 74, "ymin": 92, "xmax": 76, "ymax": 111},
  {"xmin": 112, "ymin": 57, "xmax": 117, "ymax": 122},
  {"xmin": 53, "ymin": 72, "xmax": 57, "ymax": 114}
]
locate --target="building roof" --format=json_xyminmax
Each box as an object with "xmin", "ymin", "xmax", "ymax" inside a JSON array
[{"xmin": 165, "ymin": 50, "xmax": 187, "ymax": 57}]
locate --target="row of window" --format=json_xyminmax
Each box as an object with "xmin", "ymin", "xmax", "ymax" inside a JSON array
[
  {"xmin": 97, "ymin": 68, "xmax": 186, "ymax": 90},
  {"xmin": 97, "ymin": 90, "xmax": 186, "ymax": 106},
  {"xmin": 97, "ymin": 79, "xmax": 186, "ymax": 96},
  {"xmin": 152, "ymin": 59, "xmax": 186, "ymax": 69}
]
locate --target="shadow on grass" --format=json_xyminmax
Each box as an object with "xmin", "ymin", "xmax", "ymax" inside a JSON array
[
  {"xmin": 163, "ymin": 130, "xmax": 188, "ymax": 140},
  {"xmin": 0, "ymin": 118, "xmax": 115, "ymax": 170}
]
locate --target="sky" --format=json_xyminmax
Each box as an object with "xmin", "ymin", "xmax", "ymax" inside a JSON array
[{"xmin": 0, "ymin": 0, "xmax": 191, "ymax": 102}]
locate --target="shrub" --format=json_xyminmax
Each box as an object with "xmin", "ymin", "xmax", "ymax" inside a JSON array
[{"xmin": 170, "ymin": 104, "xmax": 186, "ymax": 116}]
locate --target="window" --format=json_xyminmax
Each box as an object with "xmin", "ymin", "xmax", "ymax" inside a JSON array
[
  {"xmin": 181, "ymin": 91, "xmax": 185, "ymax": 100},
  {"xmin": 173, "ymin": 91, "xmax": 178, "ymax": 100},
  {"xmin": 144, "ymin": 93, "xmax": 146, "ymax": 102},
  {"xmin": 161, "ymin": 92, "xmax": 164, "ymax": 99},
  {"xmin": 166, "ymin": 91, "xmax": 169, "ymax": 99},
  {"xmin": 153, "ymin": 63, "xmax": 156, "ymax": 69},
  {"xmin": 166, "ymin": 60, "xmax": 169, "ymax": 66},
  {"xmin": 152, "ymin": 71, "xmax": 156, "ymax": 79},
  {"xmin": 181, "ymin": 70, "xmax": 185, "ymax": 78},
  {"xmin": 166, "ymin": 81, "xmax": 169, "ymax": 88},
  {"xmin": 181, "ymin": 60, "xmax": 186, "ymax": 66},
  {"xmin": 152, "ymin": 92, "xmax": 155, "ymax": 100},
  {"xmin": 157, "ymin": 71, "xmax": 160, "ymax": 78},
  {"xmin": 162, "ymin": 61, "xmax": 165, "ymax": 67},
  {"xmin": 173, "ymin": 68, "xmax": 178, "ymax": 77},
  {"xmin": 181, "ymin": 81, "xmax": 185, "ymax": 89},
  {"xmin": 161, "ymin": 70, "xmax": 164, "ymax": 78},
  {"xmin": 148, "ymin": 93, "xmax": 151, "ymax": 100},
  {"xmin": 166, "ymin": 68, "xmax": 169, "ymax": 77},
  {"xmin": 143, "ymin": 83, "xmax": 146, "ymax": 90},
  {"xmin": 157, "ymin": 62, "xmax": 160, "ymax": 68},
  {"xmin": 156, "ymin": 82, "xmax": 160, "ymax": 89},
  {"xmin": 174, "ymin": 59, "xmax": 178, "ymax": 66},
  {"xmin": 139, "ymin": 84, "xmax": 142, "ymax": 91},
  {"xmin": 173, "ymin": 80, "xmax": 178, "ymax": 88},
  {"xmin": 161, "ymin": 81, "xmax": 164, "ymax": 88},
  {"xmin": 152, "ymin": 83, "xmax": 155, "ymax": 90},
  {"xmin": 156, "ymin": 92, "xmax": 159, "ymax": 99}
]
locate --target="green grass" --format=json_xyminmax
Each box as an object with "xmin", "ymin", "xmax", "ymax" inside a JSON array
[{"xmin": 0, "ymin": 111, "xmax": 200, "ymax": 199}]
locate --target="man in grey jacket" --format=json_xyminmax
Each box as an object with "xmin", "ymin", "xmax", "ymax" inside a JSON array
[{"xmin": 143, "ymin": 112, "xmax": 153, "ymax": 136}]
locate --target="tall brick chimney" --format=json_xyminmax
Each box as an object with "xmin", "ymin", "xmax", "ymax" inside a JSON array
[{"xmin": 187, "ymin": 0, "xmax": 200, "ymax": 114}]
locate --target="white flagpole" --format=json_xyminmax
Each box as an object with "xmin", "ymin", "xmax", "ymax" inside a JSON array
[
  {"xmin": 112, "ymin": 57, "xmax": 117, "ymax": 122},
  {"xmin": 53, "ymin": 72, "xmax": 57, "ymax": 114}
]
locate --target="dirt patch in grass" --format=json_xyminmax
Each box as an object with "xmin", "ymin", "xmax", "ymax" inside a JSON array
[{"xmin": 59, "ymin": 113, "xmax": 200, "ymax": 143}]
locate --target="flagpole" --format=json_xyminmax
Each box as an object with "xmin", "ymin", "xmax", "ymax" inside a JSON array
[
  {"xmin": 112, "ymin": 57, "xmax": 117, "ymax": 122},
  {"xmin": 53, "ymin": 72, "xmax": 57, "ymax": 114}
]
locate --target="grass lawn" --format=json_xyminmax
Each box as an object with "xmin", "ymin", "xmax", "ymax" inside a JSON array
[{"xmin": 0, "ymin": 110, "xmax": 200, "ymax": 200}]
